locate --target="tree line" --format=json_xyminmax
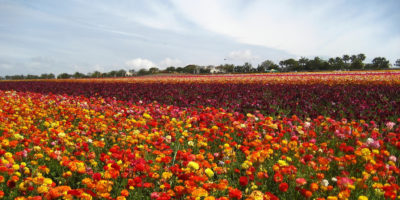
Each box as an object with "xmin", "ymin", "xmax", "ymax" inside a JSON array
[{"xmin": 1, "ymin": 55, "xmax": 399, "ymax": 80}]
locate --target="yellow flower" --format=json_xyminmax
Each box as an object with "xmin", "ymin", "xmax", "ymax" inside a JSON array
[
  {"xmin": 249, "ymin": 190, "xmax": 264, "ymax": 200},
  {"xmin": 2, "ymin": 139, "xmax": 9, "ymax": 147},
  {"xmin": 191, "ymin": 188, "xmax": 208, "ymax": 198},
  {"xmin": 374, "ymin": 188, "xmax": 384, "ymax": 195},
  {"xmin": 12, "ymin": 164, "xmax": 20, "ymax": 170},
  {"xmin": 37, "ymin": 185, "xmax": 48, "ymax": 193},
  {"xmin": 241, "ymin": 162, "xmax": 249, "ymax": 169},
  {"xmin": 162, "ymin": 172, "xmax": 173, "ymax": 180},
  {"xmin": 361, "ymin": 148, "xmax": 371, "ymax": 156},
  {"xmin": 358, "ymin": 196, "xmax": 368, "ymax": 200},
  {"xmin": 205, "ymin": 168, "xmax": 214, "ymax": 178},
  {"xmin": 188, "ymin": 161, "xmax": 199, "ymax": 170},
  {"xmin": 44, "ymin": 178, "xmax": 53, "ymax": 185},
  {"xmin": 19, "ymin": 182, "xmax": 26, "ymax": 191},
  {"xmin": 277, "ymin": 160, "xmax": 288, "ymax": 166},
  {"xmin": 4, "ymin": 152, "xmax": 12, "ymax": 159},
  {"xmin": 143, "ymin": 113, "xmax": 152, "ymax": 119}
]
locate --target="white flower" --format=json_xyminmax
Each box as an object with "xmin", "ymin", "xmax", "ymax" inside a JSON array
[
  {"xmin": 304, "ymin": 122, "xmax": 311, "ymax": 129},
  {"xmin": 321, "ymin": 179, "xmax": 329, "ymax": 187},
  {"xmin": 389, "ymin": 155, "xmax": 397, "ymax": 162},
  {"xmin": 331, "ymin": 177, "xmax": 337, "ymax": 182},
  {"xmin": 366, "ymin": 138, "xmax": 374, "ymax": 145}
]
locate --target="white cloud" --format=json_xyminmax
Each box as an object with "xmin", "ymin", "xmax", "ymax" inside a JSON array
[
  {"xmin": 159, "ymin": 57, "xmax": 182, "ymax": 68},
  {"xmin": 227, "ymin": 50, "xmax": 257, "ymax": 62},
  {"xmin": 125, "ymin": 58, "xmax": 157, "ymax": 70},
  {"xmin": 171, "ymin": 0, "xmax": 400, "ymax": 60}
]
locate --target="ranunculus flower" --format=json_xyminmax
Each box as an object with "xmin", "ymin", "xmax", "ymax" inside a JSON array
[
  {"xmin": 296, "ymin": 178, "xmax": 307, "ymax": 187},
  {"xmin": 228, "ymin": 188, "xmax": 242, "ymax": 199},
  {"xmin": 205, "ymin": 168, "xmax": 214, "ymax": 178},
  {"xmin": 279, "ymin": 182, "xmax": 289, "ymax": 192},
  {"xmin": 239, "ymin": 176, "xmax": 248, "ymax": 186},
  {"xmin": 187, "ymin": 161, "xmax": 199, "ymax": 170}
]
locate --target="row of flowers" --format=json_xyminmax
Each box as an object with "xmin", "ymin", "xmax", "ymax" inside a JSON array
[
  {"xmin": 0, "ymin": 90, "xmax": 399, "ymax": 199},
  {"xmin": 1, "ymin": 81, "xmax": 399, "ymax": 123}
]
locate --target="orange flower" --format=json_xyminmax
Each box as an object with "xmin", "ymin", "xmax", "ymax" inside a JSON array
[
  {"xmin": 120, "ymin": 189, "xmax": 129, "ymax": 197},
  {"xmin": 310, "ymin": 183, "xmax": 319, "ymax": 192}
]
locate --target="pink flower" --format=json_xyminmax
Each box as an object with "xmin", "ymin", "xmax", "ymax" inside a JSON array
[
  {"xmin": 386, "ymin": 122, "xmax": 396, "ymax": 130},
  {"xmin": 296, "ymin": 178, "xmax": 307, "ymax": 187},
  {"xmin": 337, "ymin": 177, "xmax": 354, "ymax": 189},
  {"xmin": 389, "ymin": 155, "xmax": 397, "ymax": 163},
  {"xmin": 150, "ymin": 192, "xmax": 160, "ymax": 199}
]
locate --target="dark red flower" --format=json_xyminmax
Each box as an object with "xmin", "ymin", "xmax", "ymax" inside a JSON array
[
  {"xmin": 239, "ymin": 176, "xmax": 248, "ymax": 186},
  {"xmin": 279, "ymin": 182, "xmax": 289, "ymax": 192}
]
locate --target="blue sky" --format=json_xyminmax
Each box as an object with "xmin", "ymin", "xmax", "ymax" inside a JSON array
[{"xmin": 0, "ymin": 0, "xmax": 399, "ymax": 75}]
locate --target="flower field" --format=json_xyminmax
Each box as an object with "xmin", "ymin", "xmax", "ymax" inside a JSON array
[{"xmin": 0, "ymin": 72, "xmax": 399, "ymax": 199}]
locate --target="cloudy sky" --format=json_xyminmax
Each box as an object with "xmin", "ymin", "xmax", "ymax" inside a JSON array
[{"xmin": 0, "ymin": 0, "xmax": 399, "ymax": 75}]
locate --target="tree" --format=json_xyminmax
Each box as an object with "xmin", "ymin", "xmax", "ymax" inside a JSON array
[
  {"xmin": 258, "ymin": 60, "xmax": 279, "ymax": 72},
  {"xmin": 148, "ymin": 67, "xmax": 159, "ymax": 74},
  {"xmin": 349, "ymin": 54, "xmax": 366, "ymax": 70},
  {"xmin": 116, "ymin": 69, "xmax": 127, "ymax": 77},
  {"xmin": 234, "ymin": 65, "xmax": 245, "ymax": 73},
  {"xmin": 342, "ymin": 54, "xmax": 350, "ymax": 69},
  {"xmin": 165, "ymin": 66, "xmax": 176, "ymax": 73},
  {"xmin": 106, "ymin": 70, "xmax": 117, "ymax": 77},
  {"xmin": 199, "ymin": 66, "xmax": 211, "ymax": 74},
  {"xmin": 57, "ymin": 73, "xmax": 71, "ymax": 79},
  {"xmin": 357, "ymin": 53, "xmax": 366, "ymax": 62},
  {"xmin": 279, "ymin": 59, "xmax": 299, "ymax": 71},
  {"xmin": 371, "ymin": 57, "xmax": 390, "ymax": 69},
  {"xmin": 395, "ymin": 59, "xmax": 400, "ymax": 67},
  {"xmin": 217, "ymin": 64, "xmax": 234, "ymax": 73},
  {"xmin": 342, "ymin": 55, "xmax": 350, "ymax": 64},
  {"xmin": 298, "ymin": 57, "xmax": 309, "ymax": 71},
  {"xmin": 183, "ymin": 65, "xmax": 198, "ymax": 74},
  {"xmin": 175, "ymin": 67, "xmax": 184, "ymax": 73},
  {"xmin": 309, "ymin": 57, "xmax": 328, "ymax": 71},
  {"xmin": 328, "ymin": 57, "xmax": 345, "ymax": 70},
  {"xmin": 26, "ymin": 74, "xmax": 39, "ymax": 79},
  {"xmin": 73, "ymin": 72, "xmax": 86, "ymax": 78},
  {"xmin": 243, "ymin": 62, "xmax": 253, "ymax": 73},
  {"xmin": 40, "ymin": 73, "xmax": 55, "ymax": 79},
  {"xmin": 90, "ymin": 71, "xmax": 102, "ymax": 78},
  {"xmin": 137, "ymin": 68, "xmax": 149, "ymax": 76}
]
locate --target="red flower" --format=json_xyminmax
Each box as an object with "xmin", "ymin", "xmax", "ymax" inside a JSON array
[
  {"xmin": 239, "ymin": 176, "xmax": 248, "ymax": 186},
  {"xmin": 6, "ymin": 180, "xmax": 16, "ymax": 188},
  {"xmin": 67, "ymin": 189, "xmax": 82, "ymax": 196},
  {"xmin": 93, "ymin": 173, "xmax": 101, "ymax": 181},
  {"xmin": 229, "ymin": 188, "xmax": 242, "ymax": 199},
  {"xmin": 264, "ymin": 192, "xmax": 279, "ymax": 200},
  {"xmin": 279, "ymin": 182, "xmax": 289, "ymax": 192},
  {"xmin": 274, "ymin": 173, "xmax": 283, "ymax": 183}
]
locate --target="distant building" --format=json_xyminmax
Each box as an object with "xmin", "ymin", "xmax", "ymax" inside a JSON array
[
  {"xmin": 210, "ymin": 66, "xmax": 224, "ymax": 74},
  {"xmin": 126, "ymin": 71, "xmax": 136, "ymax": 76}
]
